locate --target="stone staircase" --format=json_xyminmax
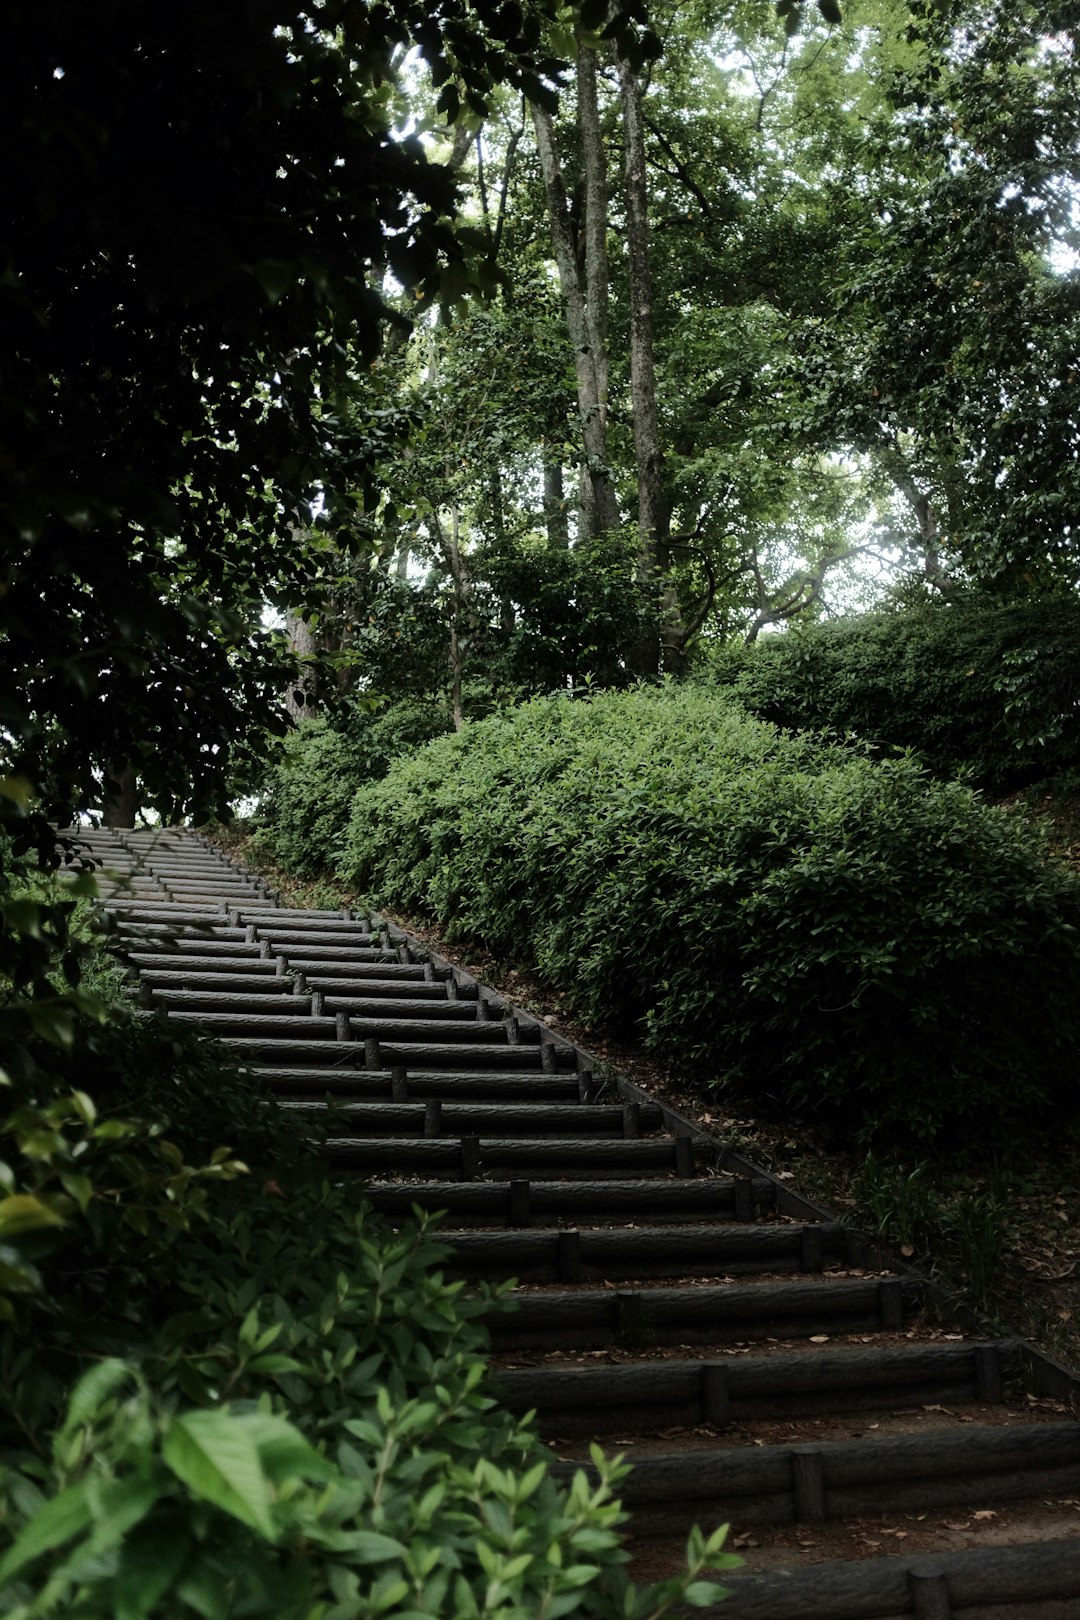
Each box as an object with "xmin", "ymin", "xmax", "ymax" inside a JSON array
[{"xmin": 75, "ymin": 825, "xmax": 1080, "ymax": 1618}]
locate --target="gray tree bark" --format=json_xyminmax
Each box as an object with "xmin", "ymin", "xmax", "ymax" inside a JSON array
[
  {"xmin": 284, "ymin": 612, "xmax": 319, "ymax": 721},
  {"xmin": 531, "ymin": 99, "xmax": 620, "ymax": 540},
  {"xmin": 615, "ymin": 49, "xmax": 685, "ymax": 676},
  {"xmin": 543, "ymin": 458, "xmax": 570, "ymax": 548},
  {"xmin": 103, "ymin": 761, "xmax": 138, "ymax": 828}
]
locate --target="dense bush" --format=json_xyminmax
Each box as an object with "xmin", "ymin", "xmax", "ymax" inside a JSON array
[
  {"xmin": 707, "ymin": 594, "xmax": 1080, "ymax": 791},
  {"xmin": 340, "ymin": 686, "xmax": 1080, "ymax": 1143},
  {"xmin": 254, "ymin": 700, "xmax": 452, "ymax": 877}
]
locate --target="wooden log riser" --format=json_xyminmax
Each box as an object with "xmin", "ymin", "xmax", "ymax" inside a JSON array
[
  {"xmin": 125, "ymin": 941, "xmax": 281, "ymax": 960},
  {"xmin": 148, "ymin": 994, "xmax": 479, "ymax": 1019},
  {"xmin": 631, "ymin": 1459, "xmax": 1080, "ymax": 1535},
  {"xmin": 155, "ymin": 1015, "xmax": 517, "ymax": 1042},
  {"xmin": 321, "ymin": 998, "xmax": 480, "ymax": 1017},
  {"xmin": 223, "ymin": 1041, "xmax": 567, "ymax": 1070},
  {"xmin": 138, "ymin": 973, "xmax": 296, "ymax": 992},
  {"xmin": 441, "ymin": 1225, "xmax": 845, "ymax": 1279},
  {"xmin": 126, "ymin": 943, "xmax": 279, "ymax": 959},
  {"xmin": 283, "ymin": 1103, "xmax": 667, "ymax": 1137},
  {"xmin": 250, "ymin": 945, "xmax": 398, "ymax": 962},
  {"xmin": 113, "ymin": 910, "xmax": 249, "ymax": 926},
  {"xmin": 155, "ymin": 995, "xmax": 316, "ymax": 1013},
  {"xmin": 360, "ymin": 1178, "xmax": 772, "ymax": 1222},
  {"xmin": 507, "ymin": 1277, "xmax": 906, "ymax": 1325},
  {"xmin": 491, "ymin": 1312, "xmax": 895, "ymax": 1350},
  {"xmin": 125, "ymin": 953, "xmax": 282, "ymax": 972},
  {"xmin": 670, "ymin": 1541, "xmax": 1080, "ymax": 1620},
  {"xmin": 517, "ymin": 1379, "xmax": 997, "ymax": 1435},
  {"xmin": 284, "ymin": 963, "xmax": 432, "ymax": 981},
  {"xmin": 491, "ymin": 1343, "xmax": 1015, "ymax": 1414},
  {"xmin": 323, "ymin": 1138, "xmax": 720, "ymax": 1173},
  {"xmin": 303, "ymin": 977, "xmax": 450, "ymax": 997},
  {"xmin": 265, "ymin": 1074, "xmax": 584, "ymax": 1100},
  {"xmin": 570, "ymin": 1422, "xmax": 1080, "ymax": 1503},
  {"xmin": 777, "ymin": 1602, "xmax": 1080, "ymax": 1620}
]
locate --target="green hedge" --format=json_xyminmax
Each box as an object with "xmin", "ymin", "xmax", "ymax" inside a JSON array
[
  {"xmin": 340, "ymin": 686, "xmax": 1080, "ymax": 1143},
  {"xmin": 708, "ymin": 594, "xmax": 1080, "ymax": 791},
  {"xmin": 254, "ymin": 700, "xmax": 453, "ymax": 877}
]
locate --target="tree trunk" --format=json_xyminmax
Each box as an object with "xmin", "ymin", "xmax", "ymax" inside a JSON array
[
  {"xmin": 880, "ymin": 448, "xmax": 956, "ymax": 595},
  {"xmin": 284, "ymin": 612, "xmax": 319, "ymax": 721},
  {"xmin": 531, "ymin": 100, "xmax": 620, "ymax": 540},
  {"xmin": 543, "ymin": 458, "xmax": 570, "ymax": 548},
  {"xmin": 441, "ymin": 507, "xmax": 469, "ymax": 732},
  {"xmin": 616, "ymin": 49, "xmax": 682, "ymax": 677},
  {"xmin": 103, "ymin": 761, "xmax": 138, "ymax": 828},
  {"xmin": 577, "ymin": 37, "xmax": 610, "ymax": 440}
]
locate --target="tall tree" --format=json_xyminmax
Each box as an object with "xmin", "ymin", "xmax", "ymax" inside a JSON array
[{"xmin": 1, "ymin": 0, "xmax": 579, "ymax": 843}]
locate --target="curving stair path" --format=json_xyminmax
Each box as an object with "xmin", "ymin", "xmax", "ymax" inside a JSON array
[{"xmin": 72, "ymin": 824, "xmax": 1080, "ymax": 1619}]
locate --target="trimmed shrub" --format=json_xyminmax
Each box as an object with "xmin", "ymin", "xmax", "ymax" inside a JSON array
[
  {"xmin": 340, "ymin": 686, "xmax": 1080, "ymax": 1143},
  {"xmin": 254, "ymin": 699, "xmax": 452, "ymax": 876},
  {"xmin": 708, "ymin": 594, "xmax": 1080, "ymax": 791}
]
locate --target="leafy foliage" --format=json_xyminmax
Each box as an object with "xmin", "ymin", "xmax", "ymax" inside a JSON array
[
  {"xmin": 340, "ymin": 686, "xmax": 1080, "ymax": 1143},
  {"xmin": 254, "ymin": 705, "xmax": 456, "ymax": 878},
  {"xmin": 708, "ymin": 593, "xmax": 1080, "ymax": 791}
]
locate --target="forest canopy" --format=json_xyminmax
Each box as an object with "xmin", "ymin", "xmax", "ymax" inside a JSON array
[{"xmin": 3, "ymin": 0, "xmax": 1077, "ymax": 823}]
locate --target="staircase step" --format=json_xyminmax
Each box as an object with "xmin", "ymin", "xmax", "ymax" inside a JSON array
[
  {"xmin": 717, "ymin": 1538, "xmax": 1080, "ymax": 1620},
  {"xmin": 362, "ymin": 1175, "xmax": 774, "ymax": 1224},
  {"xmin": 492, "ymin": 1340, "xmax": 1019, "ymax": 1431},
  {"xmin": 93, "ymin": 828, "xmax": 1080, "ymax": 1616},
  {"xmin": 252, "ymin": 1067, "xmax": 585, "ymax": 1099},
  {"xmin": 438, "ymin": 1220, "xmax": 847, "ymax": 1281},
  {"xmin": 490, "ymin": 1275, "xmax": 921, "ymax": 1351},
  {"xmin": 323, "ymin": 1134, "xmax": 722, "ymax": 1177},
  {"xmin": 278, "ymin": 1100, "xmax": 665, "ymax": 1138},
  {"xmin": 555, "ymin": 1421, "xmax": 1080, "ymax": 1535}
]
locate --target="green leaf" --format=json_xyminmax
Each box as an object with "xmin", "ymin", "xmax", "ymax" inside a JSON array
[
  {"xmin": 62, "ymin": 1358, "xmax": 136, "ymax": 1434},
  {"xmin": 0, "ymin": 1482, "xmax": 92, "ymax": 1584},
  {"xmin": 0, "ymin": 1194, "xmax": 66, "ymax": 1238},
  {"xmin": 116, "ymin": 1525, "xmax": 191, "ymax": 1620},
  {"xmin": 163, "ymin": 1410, "xmax": 276, "ymax": 1540},
  {"xmin": 343, "ymin": 1529, "xmax": 408, "ymax": 1562},
  {"xmin": 245, "ymin": 1353, "xmax": 303, "ymax": 1375},
  {"xmin": 241, "ymin": 1411, "xmax": 336, "ymax": 1484},
  {"xmin": 683, "ymin": 1579, "xmax": 737, "ymax": 1603},
  {"xmin": 176, "ymin": 1561, "xmax": 230, "ymax": 1620},
  {"xmin": 0, "ymin": 776, "xmax": 34, "ymax": 809},
  {"xmin": 85, "ymin": 1472, "xmax": 168, "ymax": 1556}
]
